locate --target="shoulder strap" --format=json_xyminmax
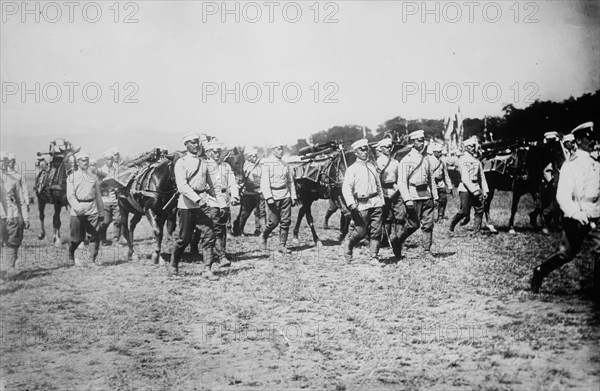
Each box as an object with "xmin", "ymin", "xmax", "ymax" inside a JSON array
[
  {"xmin": 187, "ymin": 158, "xmax": 202, "ymax": 182},
  {"xmin": 407, "ymin": 155, "xmax": 426, "ymax": 183},
  {"xmin": 380, "ymin": 157, "xmax": 393, "ymax": 182}
]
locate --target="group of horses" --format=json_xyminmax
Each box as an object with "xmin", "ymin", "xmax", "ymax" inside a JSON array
[{"xmin": 32, "ymin": 132, "xmax": 567, "ymax": 263}]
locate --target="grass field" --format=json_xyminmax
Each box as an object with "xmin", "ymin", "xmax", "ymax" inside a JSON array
[{"xmin": 1, "ymin": 189, "xmax": 599, "ymax": 390}]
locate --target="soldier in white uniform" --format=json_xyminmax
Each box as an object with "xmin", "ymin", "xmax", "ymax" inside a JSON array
[
  {"xmin": 531, "ymin": 123, "xmax": 600, "ymax": 294},
  {"xmin": 430, "ymin": 143, "xmax": 454, "ymax": 221},
  {"xmin": 375, "ymin": 138, "xmax": 404, "ymax": 259},
  {"xmin": 1, "ymin": 152, "xmax": 30, "ymax": 278},
  {"xmin": 67, "ymin": 151, "xmax": 104, "ymax": 265},
  {"xmin": 342, "ymin": 138, "xmax": 385, "ymax": 265},
  {"xmin": 396, "ymin": 130, "xmax": 438, "ymax": 257},
  {"xmin": 260, "ymin": 143, "xmax": 297, "ymax": 254},
  {"xmin": 97, "ymin": 150, "xmax": 122, "ymax": 245},
  {"xmin": 204, "ymin": 141, "xmax": 240, "ymax": 267},
  {"xmin": 171, "ymin": 133, "xmax": 218, "ymax": 280},
  {"xmin": 449, "ymin": 138, "xmax": 489, "ymax": 233}
]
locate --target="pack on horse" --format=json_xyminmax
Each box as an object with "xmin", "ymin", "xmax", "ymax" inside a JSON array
[
  {"xmin": 480, "ymin": 132, "xmax": 566, "ymax": 234},
  {"xmin": 291, "ymin": 140, "xmax": 354, "ymax": 246},
  {"xmin": 34, "ymin": 139, "xmax": 79, "ymax": 246},
  {"xmin": 103, "ymin": 148, "xmax": 178, "ymax": 262}
]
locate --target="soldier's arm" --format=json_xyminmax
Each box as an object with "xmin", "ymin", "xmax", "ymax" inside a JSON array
[
  {"xmin": 398, "ymin": 160, "xmax": 412, "ymax": 203},
  {"xmin": 260, "ymin": 163, "xmax": 273, "ymax": 201},
  {"xmin": 66, "ymin": 175, "xmax": 81, "ymax": 212},
  {"xmin": 555, "ymin": 164, "xmax": 579, "ymax": 218},
  {"xmin": 174, "ymin": 159, "xmax": 202, "ymax": 204},
  {"xmin": 341, "ymin": 167, "xmax": 356, "ymax": 208},
  {"xmin": 94, "ymin": 180, "xmax": 104, "ymax": 216}
]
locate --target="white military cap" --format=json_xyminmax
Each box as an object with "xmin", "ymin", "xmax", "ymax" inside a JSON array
[
  {"xmin": 199, "ymin": 134, "xmax": 209, "ymax": 144},
  {"xmin": 544, "ymin": 131, "xmax": 560, "ymax": 141},
  {"xmin": 563, "ymin": 134, "xmax": 575, "ymax": 142},
  {"xmin": 245, "ymin": 147, "xmax": 258, "ymax": 156},
  {"xmin": 102, "ymin": 150, "xmax": 114, "ymax": 158},
  {"xmin": 270, "ymin": 142, "xmax": 285, "ymax": 149},
  {"xmin": 351, "ymin": 138, "xmax": 369, "ymax": 150},
  {"xmin": 182, "ymin": 132, "xmax": 200, "ymax": 143},
  {"xmin": 75, "ymin": 151, "xmax": 91, "ymax": 160},
  {"xmin": 463, "ymin": 138, "xmax": 478, "ymax": 147},
  {"xmin": 376, "ymin": 138, "xmax": 392, "ymax": 148},
  {"xmin": 205, "ymin": 141, "xmax": 224, "ymax": 151},
  {"xmin": 89, "ymin": 158, "xmax": 97, "ymax": 165},
  {"xmin": 571, "ymin": 121, "xmax": 594, "ymax": 138},
  {"xmin": 408, "ymin": 130, "xmax": 425, "ymax": 140},
  {"xmin": 7, "ymin": 153, "xmax": 16, "ymax": 161}
]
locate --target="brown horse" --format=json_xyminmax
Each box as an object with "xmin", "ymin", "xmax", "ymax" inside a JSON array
[{"xmin": 34, "ymin": 140, "xmax": 78, "ymax": 246}]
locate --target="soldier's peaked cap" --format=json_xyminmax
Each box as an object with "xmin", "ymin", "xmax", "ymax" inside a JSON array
[
  {"xmin": 351, "ymin": 139, "xmax": 369, "ymax": 150},
  {"xmin": 563, "ymin": 134, "xmax": 575, "ymax": 142},
  {"xmin": 182, "ymin": 132, "xmax": 200, "ymax": 143},
  {"xmin": 75, "ymin": 151, "xmax": 91, "ymax": 160},
  {"xmin": 408, "ymin": 130, "xmax": 425, "ymax": 140},
  {"xmin": 571, "ymin": 121, "xmax": 594, "ymax": 138},
  {"xmin": 376, "ymin": 138, "xmax": 392, "ymax": 148},
  {"xmin": 463, "ymin": 138, "xmax": 477, "ymax": 147}
]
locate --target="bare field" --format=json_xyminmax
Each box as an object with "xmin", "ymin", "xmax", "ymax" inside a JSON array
[{"xmin": 1, "ymin": 191, "xmax": 599, "ymax": 390}]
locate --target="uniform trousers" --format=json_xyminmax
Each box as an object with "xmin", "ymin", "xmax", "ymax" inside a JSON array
[
  {"xmin": 69, "ymin": 214, "xmax": 101, "ymax": 261},
  {"xmin": 100, "ymin": 202, "xmax": 121, "ymax": 241},
  {"xmin": 450, "ymin": 191, "xmax": 484, "ymax": 231},
  {"xmin": 207, "ymin": 206, "xmax": 230, "ymax": 261},
  {"xmin": 396, "ymin": 198, "xmax": 434, "ymax": 252},
  {"xmin": 263, "ymin": 197, "xmax": 292, "ymax": 245},
  {"xmin": 347, "ymin": 206, "xmax": 383, "ymax": 257},
  {"xmin": 172, "ymin": 206, "xmax": 216, "ymax": 267},
  {"xmin": 233, "ymin": 193, "xmax": 266, "ymax": 235}
]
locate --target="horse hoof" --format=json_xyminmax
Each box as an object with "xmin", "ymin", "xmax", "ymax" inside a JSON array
[
  {"xmin": 150, "ymin": 252, "xmax": 159, "ymax": 264},
  {"xmin": 508, "ymin": 229, "xmax": 516, "ymax": 235},
  {"xmin": 38, "ymin": 234, "xmax": 45, "ymax": 240}
]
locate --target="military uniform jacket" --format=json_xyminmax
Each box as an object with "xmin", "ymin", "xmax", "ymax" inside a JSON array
[
  {"xmin": 556, "ymin": 149, "xmax": 600, "ymax": 219},
  {"xmin": 97, "ymin": 164, "xmax": 118, "ymax": 204},
  {"xmin": 457, "ymin": 151, "xmax": 489, "ymax": 194},
  {"xmin": 376, "ymin": 155, "xmax": 401, "ymax": 199},
  {"xmin": 260, "ymin": 156, "xmax": 297, "ymax": 201},
  {"xmin": 1, "ymin": 170, "xmax": 29, "ymax": 222},
  {"xmin": 174, "ymin": 153, "xmax": 213, "ymax": 209},
  {"xmin": 430, "ymin": 155, "xmax": 453, "ymax": 190},
  {"xmin": 205, "ymin": 159, "xmax": 239, "ymax": 208},
  {"xmin": 342, "ymin": 159, "xmax": 384, "ymax": 211},
  {"xmin": 242, "ymin": 160, "xmax": 262, "ymax": 196},
  {"xmin": 398, "ymin": 148, "xmax": 438, "ymax": 202},
  {"xmin": 67, "ymin": 169, "xmax": 102, "ymax": 217}
]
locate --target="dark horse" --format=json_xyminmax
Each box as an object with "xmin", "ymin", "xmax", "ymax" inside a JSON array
[
  {"xmin": 105, "ymin": 150, "xmax": 178, "ymax": 263},
  {"xmin": 481, "ymin": 136, "xmax": 566, "ymax": 234},
  {"xmin": 34, "ymin": 140, "xmax": 78, "ymax": 246},
  {"xmin": 291, "ymin": 141, "xmax": 354, "ymax": 246}
]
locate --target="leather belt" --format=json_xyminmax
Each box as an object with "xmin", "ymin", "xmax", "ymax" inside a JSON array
[
  {"xmin": 382, "ymin": 182, "xmax": 395, "ymax": 189},
  {"xmin": 356, "ymin": 192, "xmax": 379, "ymax": 202},
  {"xmin": 271, "ymin": 184, "xmax": 287, "ymax": 190},
  {"xmin": 76, "ymin": 197, "xmax": 94, "ymax": 202}
]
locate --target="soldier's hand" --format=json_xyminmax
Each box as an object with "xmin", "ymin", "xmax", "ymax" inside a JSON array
[
  {"xmin": 231, "ymin": 197, "xmax": 240, "ymax": 206},
  {"xmin": 24, "ymin": 221, "xmax": 30, "ymax": 230},
  {"xmin": 291, "ymin": 199, "xmax": 298, "ymax": 207},
  {"xmin": 572, "ymin": 211, "xmax": 589, "ymax": 226},
  {"xmin": 405, "ymin": 200, "xmax": 415, "ymax": 209},
  {"xmin": 266, "ymin": 198, "xmax": 275, "ymax": 205}
]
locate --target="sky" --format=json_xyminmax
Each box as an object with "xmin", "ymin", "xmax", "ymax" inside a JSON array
[{"xmin": 1, "ymin": 0, "xmax": 599, "ymax": 163}]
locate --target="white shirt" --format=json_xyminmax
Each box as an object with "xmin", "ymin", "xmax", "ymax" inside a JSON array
[
  {"xmin": 174, "ymin": 153, "xmax": 212, "ymax": 209},
  {"xmin": 342, "ymin": 158, "xmax": 384, "ymax": 211},
  {"xmin": 457, "ymin": 151, "xmax": 489, "ymax": 194},
  {"xmin": 376, "ymin": 155, "xmax": 401, "ymax": 198},
  {"xmin": 205, "ymin": 159, "xmax": 239, "ymax": 208},
  {"xmin": 556, "ymin": 149, "xmax": 600, "ymax": 219},
  {"xmin": 260, "ymin": 156, "xmax": 297, "ymax": 201},
  {"xmin": 66, "ymin": 169, "xmax": 101, "ymax": 216},
  {"xmin": 398, "ymin": 148, "xmax": 438, "ymax": 202}
]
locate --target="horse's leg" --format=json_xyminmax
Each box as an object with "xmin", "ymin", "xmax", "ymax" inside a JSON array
[
  {"xmin": 292, "ymin": 202, "xmax": 306, "ymax": 243},
  {"xmin": 147, "ymin": 209, "xmax": 165, "ymax": 264},
  {"xmin": 38, "ymin": 198, "xmax": 46, "ymax": 240},
  {"xmin": 52, "ymin": 203, "xmax": 63, "ymax": 247},
  {"xmin": 483, "ymin": 187, "xmax": 498, "ymax": 233},
  {"xmin": 508, "ymin": 184, "xmax": 522, "ymax": 235},
  {"xmin": 128, "ymin": 213, "xmax": 143, "ymax": 261},
  {"xmin": 303, "ymin": 200, "xmax": 320, "ymax": 245}
]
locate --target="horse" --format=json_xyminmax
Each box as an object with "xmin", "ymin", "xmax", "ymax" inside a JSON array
[
  {"xmin": 34, "ymin": 141, "xmax": 78, "ymax": 246},
  {"xmin": 105, "ymin": 149, "xmax": 178, "ymax": 263},
  {"xmin": 481, "ymin": 135, "xmax": 566, "ymax": 234},
  {"xmin": 291, "ymin": 141, "xmax": 354, "ymax": 246}
]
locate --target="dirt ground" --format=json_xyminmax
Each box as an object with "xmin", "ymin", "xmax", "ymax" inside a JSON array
[{"xmin": 1, "ymin": 190, "xmax": 599, "ymax": 390}]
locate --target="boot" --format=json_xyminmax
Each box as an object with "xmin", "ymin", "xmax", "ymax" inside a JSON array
[
  {"xmin": 369, "ymin": 240, "xmax": 382, "ymax": 266},
  {"xmin": 437, "ymin": 205, "xmax": 446, "ymax": 222},
  {"xmin": 169, "ymin": 250, "xmax": 179, "ymax": 274},
  {"xmin": 381, "ymin": 223, "xmax": 391, "ymax": 248},
  {"xmin": 279, "ymin": 230, "xmax": 291, "ymax": 254},
  {"xmin": 472, "ymin": 215, "xmax": 483, "ymax": 233},
  {"xmin": 68, "ymin": 242, "xmax": 78, "ymax": 266},
  {"xmin": 4, "ymin": 245, "xmax": 18, "ymax": 279},
  {"xmin": 90, "ymin": 241, "xmax": 100, "ymax": 264},
  {"xmin": 390, "ymin": 237, "xmax": 402, "ymax": 260},
  {"xmin": 449, "ymin": 214, "xmax": 462, "ymax": 232},
  {"xmin": 530, "ymin": 254, "xmax": 567, "ymax": 293},
  {"xmin": 343, "ymin": 239, "xmax": 353, "ymax": 263},
  {"xmin": 202, "ymin": 248, "xmax": 219, "ymax": 281},
  {"xmin": 260, "ymin": 231, "xmax": 268, "ymax": 251}
]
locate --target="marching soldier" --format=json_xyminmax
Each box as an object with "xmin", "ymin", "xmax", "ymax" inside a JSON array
[
  {"xmin": 171, "ymin": 132, "xmax": 218, "ymax": 280},
  {"xmin": 67, "ymin": 151, "xmax": 104, "ymax": 265},
  {"xmin": 342, "ymin": 138, "xmax": 385, "ymax": 265},
  {"xmin": 449, "ymin": 138, "xmax": 489, "ymax": 233},
  {"xmin": 204, "ymin": 140, "xmax": 240, "ymax": 267},
  {"xmin": 430, "ymin": 143, "xmax": 453, "ymax": 221},
  {"xmin": 1, "ymin": 152, "xmax": 30, "ymax": 278},
  {"xmin": 396, "ymin": 130, "xmax": 438, "ymax": 258},
  {"xmin": 531, "ymin": 123, "xmax": 599, "ymax": 294},
  {"xmin": 260, "ymin": 143, "xmax": 297, "ymax": 254},
  {"xmin": 375, "ymin": 138, "xmax": 403, "ymax": 259},
  {"xmin": 97, "ymin": 150, "xmax": 122, "ymax": 245},
  {"xmin": 233, "ymin": 147, "xmax": 266, "ymax": 236}
]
